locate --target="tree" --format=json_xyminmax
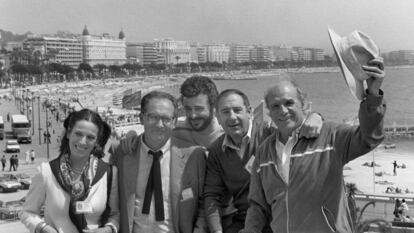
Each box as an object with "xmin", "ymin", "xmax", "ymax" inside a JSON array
[
  {"xmin": 346, "ymin": 182, "xmax": 358, "ymax": 224},
  {"xmin": 78, "ymin": 63, "xmax": 94, "ymax": 73},
  {"xmin": 190, "ymin": 62, "xmax": 199, "ymax": 72},
  {"xmin": 10, "ymin": 63, "xmax": 28, "ymax": 74},
  {"xmin": 108, "ymin": 65, "xmax": 121, "ymax": 76},
  {"xmin": 93, "ymin": 64, "xmax": 107, "ymax": 73}
]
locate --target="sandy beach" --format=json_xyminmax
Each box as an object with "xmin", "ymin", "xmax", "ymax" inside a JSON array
[{"xmin": 344, "ymin": 138, "xmax": 414, "ymax": 197}]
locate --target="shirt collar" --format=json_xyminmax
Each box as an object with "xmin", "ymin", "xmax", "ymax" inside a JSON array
[
  {"xmin": 222, "ymin": 119, "xmax": 253, "ymax": 152},
  {"xmin": 141, "ymin": 136, "xmax": 171, "ymax": 156}
]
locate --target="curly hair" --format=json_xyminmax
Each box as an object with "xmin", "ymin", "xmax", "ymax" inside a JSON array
[
  {"xmin": 180, "ymin": 75, "xmax": 219, "ymax": 108},
  {"xmin": 60, "ymin": 109, "xmax": 111, "ymax": 159}
]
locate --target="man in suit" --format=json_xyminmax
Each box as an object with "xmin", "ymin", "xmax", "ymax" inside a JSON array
[{"xmin": 110, "ymin": 90, "xmax": 206, "ymax": 233}]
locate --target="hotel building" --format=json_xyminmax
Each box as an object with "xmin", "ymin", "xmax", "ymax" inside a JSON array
[
  {"xmin": 23, "ymin": 35, "xmax": 83, "ymax": 68},
  {"xmin": 80, "ymin": 26, "xmax": 127, "ymax": 66},
  {"xmin": 154, "ymin": 38, "xmax": 191, "ymax": 64},
  {"xmin": 229, "ymin": 44, "xmax": 250, "ymax": 63}
]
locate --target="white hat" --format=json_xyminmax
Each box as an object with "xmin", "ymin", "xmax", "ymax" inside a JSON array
[{"xmin": 328, "ymin": 28, "xmax": 380, "ymax": 100}]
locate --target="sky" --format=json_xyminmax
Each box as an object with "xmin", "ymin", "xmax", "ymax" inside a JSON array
[{"xmin": 1, "ymin": 0, "xmax": 414, "ymax": 53}]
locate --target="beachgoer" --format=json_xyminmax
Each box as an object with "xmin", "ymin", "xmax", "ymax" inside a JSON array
[
  {"xmin": 30, "ymin": 149, "xmax": 35, "ymax": 164},
  {"xmin": 25, "ymin": 150, "xmax": 30, "ymax": 164},
  {"xmin": 9, "ymin": 155, "xmax": 13, "ymax": 171},
  {"xmin": 241, "ymin": 57, "xmax": 386, "ymax": 233},
  {"xmin": 394, "ymin": 199, "xmax": 401, "ymax": 218},
  {"xmin": 43, "ymin": 131, "xmax": 47, "ymax": 143},
  {"xmin": 401, "ymin": 199, "xmax": 409, "ymax": 218},
  {"xmin": 12, "ymin": 155, "xmax": 17, "ymax": 171},
  {"xmin": 393, "ymin": 160, "xmax": 398, "ymax": 176},
  {"xmin": 47, "ymin": 132, "xmax": 51, "ymax": 143},
  {"xmin": 1, "ymin": 155, "xmax": 6, "ymax": 171},
  {"xmin": 20, "ymin": 108, "xmax": 119, "ymax": 233}
]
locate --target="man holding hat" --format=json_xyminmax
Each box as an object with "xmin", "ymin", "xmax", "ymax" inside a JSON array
[{"xmin": 241, "ymin": 29, "xmax": 386, "ymax": 233}]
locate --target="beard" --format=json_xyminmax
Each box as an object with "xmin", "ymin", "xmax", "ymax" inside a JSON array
[{"xmin": 188, "ymin": 113, "xmax": 214, "ymax": 132}]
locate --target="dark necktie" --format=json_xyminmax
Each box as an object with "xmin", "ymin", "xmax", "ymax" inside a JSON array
[{"xmin": 142, "ymin": 150, "xmax": 164, "ymax": 221}]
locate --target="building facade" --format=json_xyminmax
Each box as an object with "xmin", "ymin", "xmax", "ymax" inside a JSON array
[
  {"xmin": 126, "ymin": 42, "xmax": 160, "ymax": 65},
  {"xmin": 229, "ymin": 44, "xmax": 250, "ymax": 63},
  {"xmin": 23, "ymin": 35, "xmax": 83, "ymax": 68},
  {"xmin": 250, "ymin": 45, "xmax": 270, "ymax": 62},
  {"xmin": 80, "ymin": 26, "xmax": 127, "ymax": 67},
  {"xmin": 206, "ymin": 44, "xmax": 229, "ymax": 63},
  {"xmin": 154, "ymin": 38, "xmax": 191, "ymax": 64}
]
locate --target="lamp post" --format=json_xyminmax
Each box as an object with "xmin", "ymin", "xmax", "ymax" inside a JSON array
[
  {"xmin": 37, "ymin": 96, "xmax": 41, "ymax": 145},
  {"xmin": 21, "ymin": 89, "xmax": 25, "ymax": 114},
  {"xmin": 31, "ymin": 92, "xmax": 35, "ymax": 135},
  {"xmin": 26, "ymin": 89, "xmax": 30, "ymax": 120},
  {"xmin": 46, "ymin": 101, "xmax": 50, "ymax": 160}
]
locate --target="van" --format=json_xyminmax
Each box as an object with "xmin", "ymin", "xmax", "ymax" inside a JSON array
[{"xmin": 11, "ymin": 114, "xmax": 31, "ymax": 143}]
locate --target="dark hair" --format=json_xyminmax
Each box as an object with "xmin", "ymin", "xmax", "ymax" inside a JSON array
[
  {"xmin": 180, "ymin": 75, "xmax": 219, "ymax": 108},
  {"xmin": 140, "ymin": 90, "xmax": 178, "ymax": 117},
  {"xmin": 60, "ymin": 108, "xmax": 111, "ymax": 159},
  {"xmin": 215, "ymin": 89, "xmax": 250, "ymax": 110}
]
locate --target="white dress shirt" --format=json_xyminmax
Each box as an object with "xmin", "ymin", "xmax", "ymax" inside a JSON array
[{"xmin": 132, "ymin": 138, "xmax": 172, "ymax": 233}]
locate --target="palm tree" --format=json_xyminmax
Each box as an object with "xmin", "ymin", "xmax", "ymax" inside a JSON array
[
  {"xmin": 346, "ymin": 182, "xmax": 358, "ymax": 223},
  {"xmin": 355, "ymin": 201, "xmax": 391, "ymax": 233}
]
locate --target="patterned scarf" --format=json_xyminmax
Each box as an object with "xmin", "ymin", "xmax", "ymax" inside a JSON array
[
  {"xmin": 54, "ymin": 154, "xmax": 92, "ymax": 232},
  {"xmin": 50, "ymin": 154, "xmax": 111, "ymax": 232},
  {"xmin": 60, "ymin": 154, "xmax": 91, "ymax": 200}
]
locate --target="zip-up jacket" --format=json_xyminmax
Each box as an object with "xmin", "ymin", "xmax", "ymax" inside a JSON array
[{"xmin": 242, "ymin": 92, "xmax": 386, "ymax": 233}]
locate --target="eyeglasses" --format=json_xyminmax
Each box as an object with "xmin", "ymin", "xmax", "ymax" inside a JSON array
[{"xmin": 145, "ymin": 113, "xmax": 174, "ymax": 125}]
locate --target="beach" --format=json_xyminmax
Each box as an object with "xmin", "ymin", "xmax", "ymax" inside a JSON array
[{"xmin": 344, "ymin": 139, "xmax": 414, "ymax": 196}]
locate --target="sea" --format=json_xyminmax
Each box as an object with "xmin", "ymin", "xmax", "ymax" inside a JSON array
[{"xmin": 214, "ymin": 67, "xmax": 414, "ymax": 126}]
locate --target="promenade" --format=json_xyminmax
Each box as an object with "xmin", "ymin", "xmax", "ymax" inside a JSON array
[{"xmin": 0, "ymin": 94, "xmax": 64, "ymax": 233}]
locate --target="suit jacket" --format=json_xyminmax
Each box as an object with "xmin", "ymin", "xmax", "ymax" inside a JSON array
[{"xmin": 110, "ymin": 134, "xmax": 206, "ymax": 233}]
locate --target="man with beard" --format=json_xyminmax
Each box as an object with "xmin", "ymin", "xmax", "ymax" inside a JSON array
[{"xmin": 173, "ymin": 75, "xmax": 223, "ymax": 148}]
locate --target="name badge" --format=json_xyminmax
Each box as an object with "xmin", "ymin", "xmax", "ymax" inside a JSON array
[
  {"xmin": 75, "ymin": 201, "xmax": 93, "ymax": 214},
  {"xmin": 245, "ymin": 155, "xmax": 255, "ymax": 174},
  {"xmin": 182, "ymin": 187, "xmax": 194, "ymax": 201}
]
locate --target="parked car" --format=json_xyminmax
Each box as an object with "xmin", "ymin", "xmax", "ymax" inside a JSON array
[
  {"xmin": 3, "ymin": 173, "xmax": 32, "ymax": 189},
  {"xmin": 384, "ymin": 142, "xmax": 396, "ymax": 149},
  {"xmin": 0, "ymin": 198, "xmax": 25, "ymax": 220},
  {"xmin": 0, "ymin": 175, "xmax": 21, "ymax": 193},
  {"xmin": 5, "ymin": 140, "xmax": 20, "ymax": 153}
]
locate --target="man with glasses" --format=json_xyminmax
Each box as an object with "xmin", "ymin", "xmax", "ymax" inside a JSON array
[{"xmin": 110, "ymin": 90, "xmax": 207, "ymax": 233}]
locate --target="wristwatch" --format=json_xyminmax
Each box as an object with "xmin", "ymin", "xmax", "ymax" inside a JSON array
[{"xmin": 35, "ymin": 222, "xmax": 47, "ymax": 233}]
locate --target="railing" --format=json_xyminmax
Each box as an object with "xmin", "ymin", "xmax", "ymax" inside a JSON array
[
  {"xmin": 113, "ymin": 120, "xmax": 141, "ymax": 128},
  {"xmin": 355, "ymin": 193, "xmax": 414, "ymax": 220}
]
